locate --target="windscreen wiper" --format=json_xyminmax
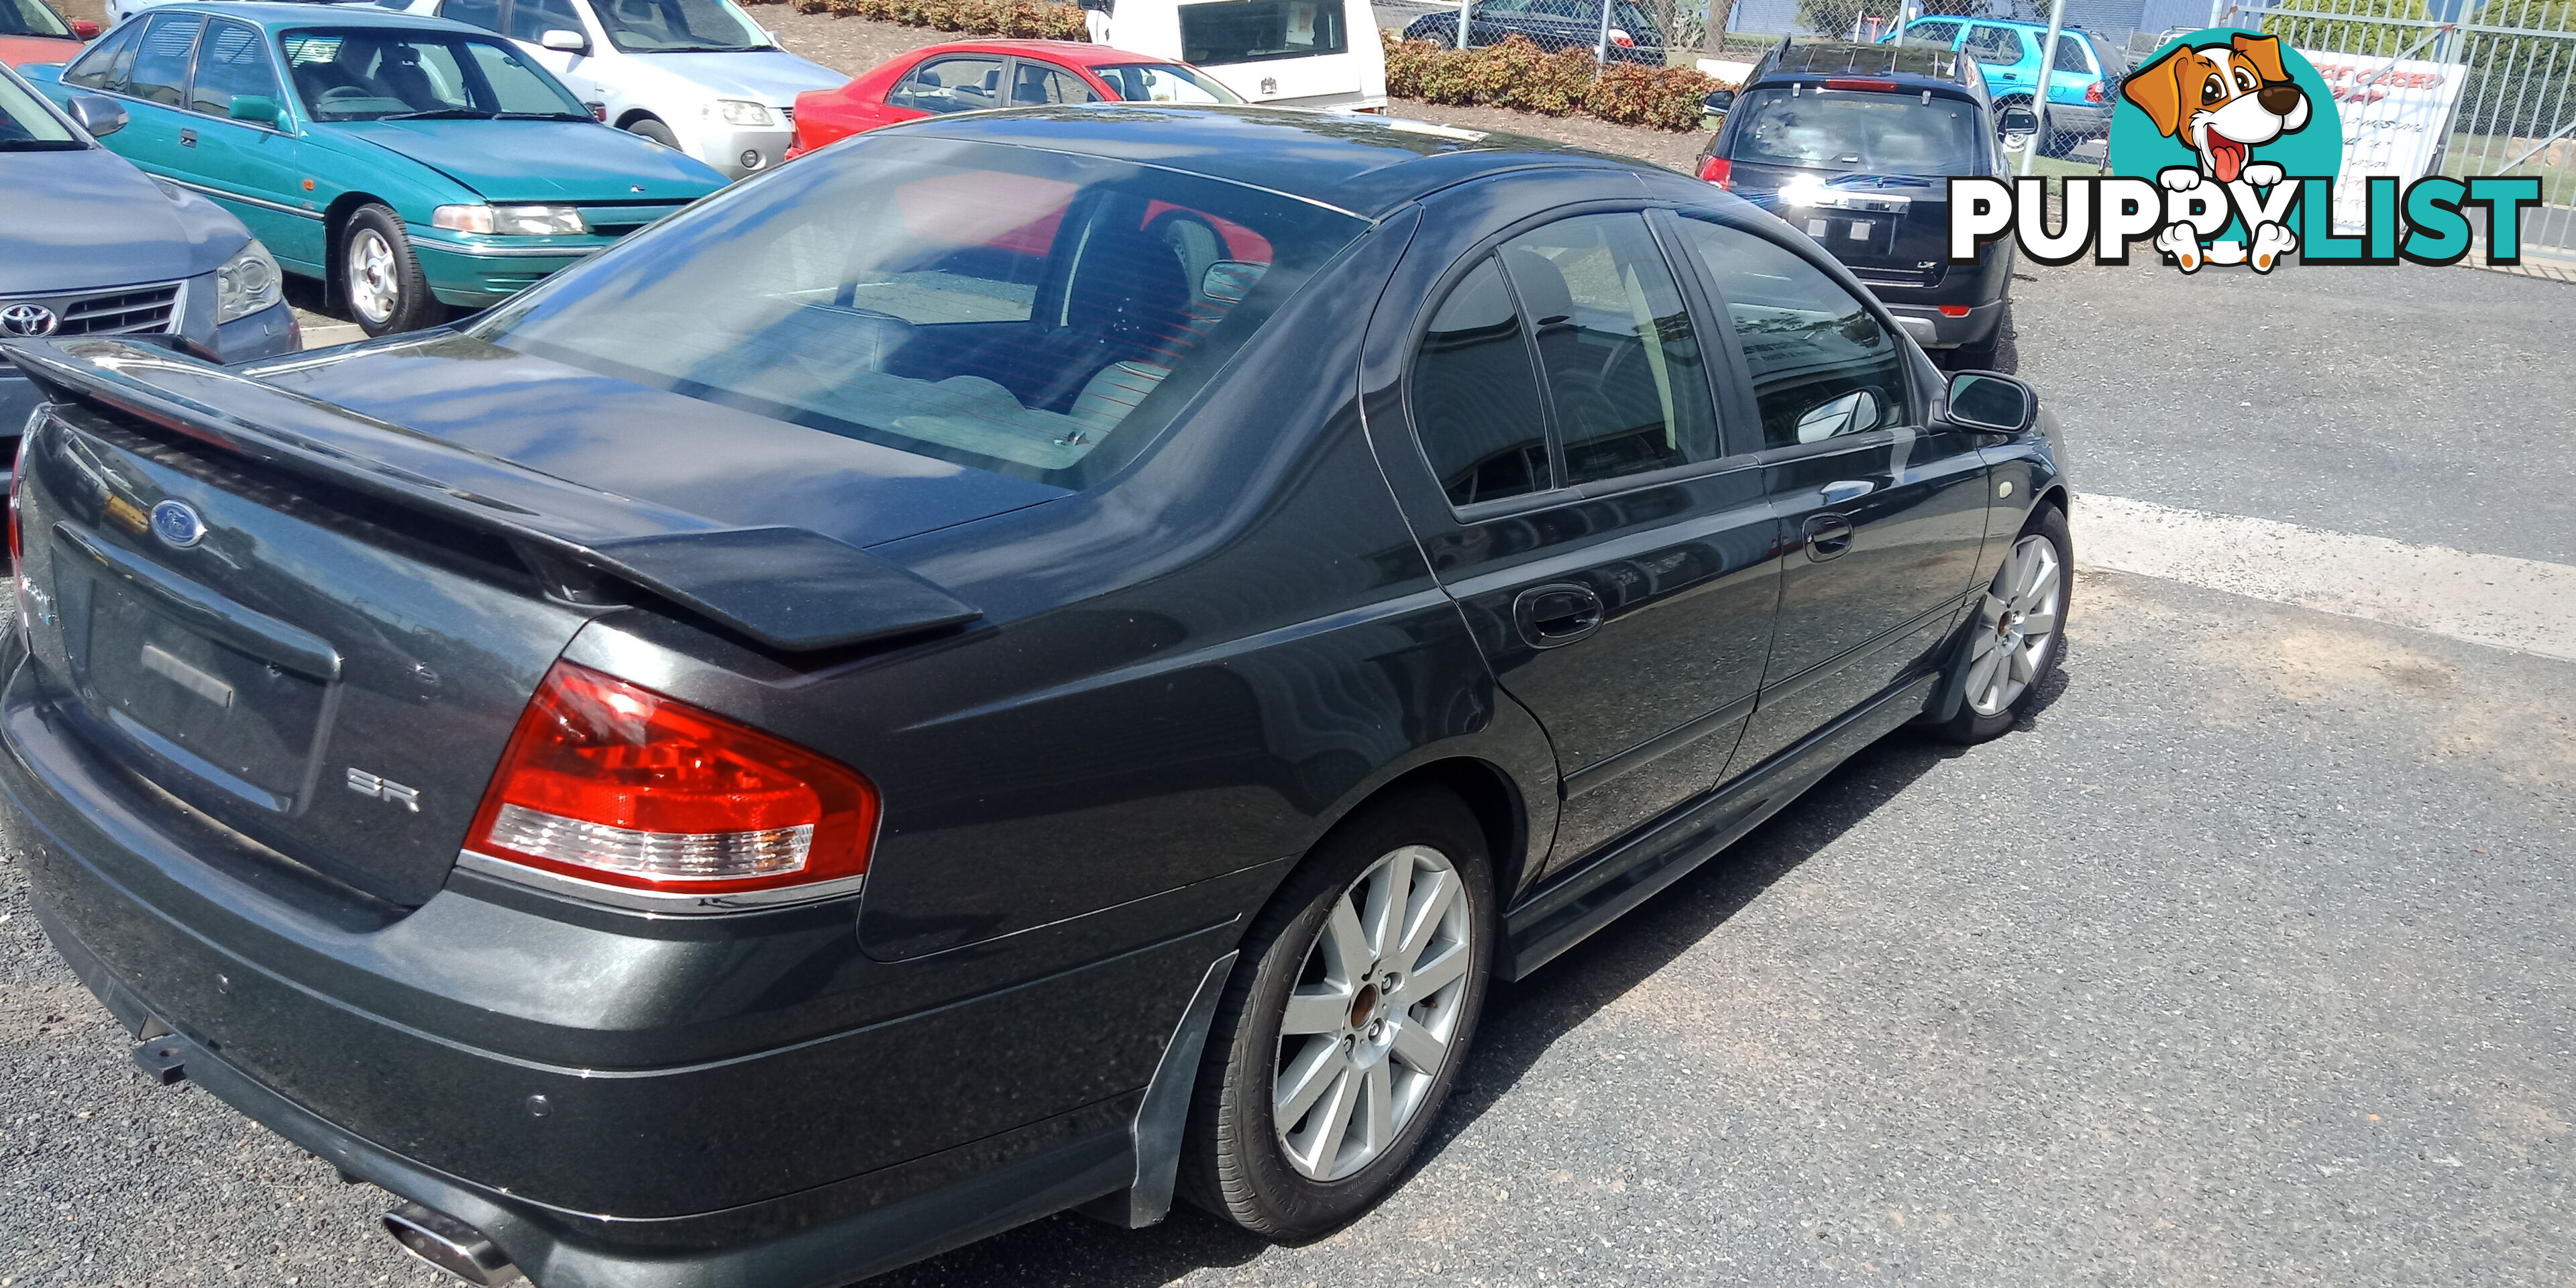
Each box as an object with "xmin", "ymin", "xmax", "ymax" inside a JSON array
[
  {"xmin": 380, "ymin": 107, "xmax": 495, "ymax": 120},
  {"xmin": 494, "ymin": 111, "xmax": 594, "ymax": 120}
]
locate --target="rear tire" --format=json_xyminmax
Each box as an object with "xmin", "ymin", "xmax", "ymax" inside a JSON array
[
  {"xmin": 1936, "ymin": 501, "xmax": 2070, "ymax": 743},
  {"xmin": 1179, "ymin": 788, "xmax": 1496, "ymax": 1239},
  {"xmin": 339, "ymin": 205, "xmax": 438, "ymax": 337},
  {"xmin": 1947, "ymin": 305, "xmax": 2006, "ymax": 370}
]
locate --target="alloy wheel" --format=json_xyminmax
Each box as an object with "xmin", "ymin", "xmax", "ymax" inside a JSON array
[
  {"xmin": 1272, "ymin": 843, "xmax": 1474, "ymax": 1181},
  {"xmin": 1965, "ymin": 531, "xmax": 2063, "ymax": 716},
  {"xmin": 347, "ymin": 228, "xmax": 400, "ymax": 327}
]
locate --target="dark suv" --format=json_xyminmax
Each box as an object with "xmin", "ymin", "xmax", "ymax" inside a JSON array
[{"xmin": 1696, "ymin": 40, "xmax": 2032, "ymax": 367}]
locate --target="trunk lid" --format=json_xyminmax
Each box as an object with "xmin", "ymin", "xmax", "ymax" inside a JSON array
[{"xmin": 5, "ymin": 337, "xmax": 985, "ymax": 907}]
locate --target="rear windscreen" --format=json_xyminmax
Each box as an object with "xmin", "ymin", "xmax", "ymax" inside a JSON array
[
  {"xmin": 474, "ymin": 136, "xmax": 1367, "ymax": 489},
  {"xmin": 1727, "ymin": 88, "xmax": 1982, "ymax": 176},
  {"xmin": 1181, "ymin": 0, "xmax": 1348, "ymax": 66}
]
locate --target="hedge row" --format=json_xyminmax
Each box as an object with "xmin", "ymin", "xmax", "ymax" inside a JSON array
[
  {"xmin": 1382, "ymin": 33, "xmax": 1722, "ymax": 131},
  {"xmin": 778, "ymin": 0, "xmax": 1090, "ymax": 41}
]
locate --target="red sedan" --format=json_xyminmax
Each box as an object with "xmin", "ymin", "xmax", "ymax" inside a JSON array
[
  {"xmin": 0, "ymin": 0, "xmax": 94, "ymax": 69},
  {"xmin": 788, "ymin": 40, "xmax": 1240, "ymax": 159}
]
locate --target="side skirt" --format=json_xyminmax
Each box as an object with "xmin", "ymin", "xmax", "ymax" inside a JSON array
[{"xmin": 1499, "ymin": 666, "xmax": 1945, "ymax": 981}]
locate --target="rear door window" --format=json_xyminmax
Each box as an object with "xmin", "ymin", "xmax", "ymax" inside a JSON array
[
  {"xmin": 126, "ymin": 12, "xmax": 205, "ymax": 106},
  {"xmin": 1179, "ymin": 0, "xmax": 1347, "ymax": 65},
  {"xmin": 1904, "ymin": 18, "xmax": 1960, "ymax": 42},
  {"xmin": 189, "ymin": 19, "xmax": 283, "ymax": 119},
  {"xmin": 1963, "ymin": 24, "xmax": 2023, "ymax": 65},
  {"xmin": 1008, "ymin": 60, "xmax": 1101, "ymax": 106},
  {"xmin": 442, "ymin": 0, "xmax": 505, "ymax": 31},
  {"xmin": 890, "ymin": 54, "xmax": 1004, "ymax": 113},
  {"xmin": 2052, "ymin": 34, "xmax": 2094, "ymax": 72},
  {"xmin": 1495, "ymin": 213, "xmax": 1719, "ymax": 486},
  {"xmin": 1668, "ymin": 216, "xmax": 1907, "ymax": 449},
  {"xmin": 1410, "ymin": 257, "xmax": 1553, "ymax": 507}
]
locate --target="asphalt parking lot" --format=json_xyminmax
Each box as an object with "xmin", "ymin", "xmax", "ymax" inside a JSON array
[{"xmin": 5, "ymin": 244, "xmax": 2571, "ymax": 1286}]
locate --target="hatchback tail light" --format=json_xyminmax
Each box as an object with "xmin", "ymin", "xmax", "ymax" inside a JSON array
[
  {"xmin": 1608, "ymin": 27, "xmax": 1634, "ymax": 46},
  {"xmin": 1699, "ymin": 155, "xmax": 1732, "ymax": 188},
  {"xmin": 469, "ymin": 661, "xmax": 878, "ymax": 896},
  {"xmin": 2085, "ymin": 80, "xmax": 2109, "ymax": 103}
]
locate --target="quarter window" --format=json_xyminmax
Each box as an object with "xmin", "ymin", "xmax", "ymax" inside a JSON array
[
  {"xmin": 890, "ymin": 54, "xmax": 1004, "ymax": 113},
  {"xmin": 125, "ymin": 12, "xmax": 204, "ymax": 106},
  {"xmin": 1963, "ymin": 24, "xmax": 2022, "ymax": 65},
  {"xmin": 1496, "ymin": 213, "xmax": 1719, "ymax": 486},
  {"xmin": 189, "ymin": 20, "xmax": 283, "ymax": 120},
  {"xmin": 61, "ymin": 19, "xmax": 143, "ymax": 92},
  {"xmin": 1669, "ymin": 216, "xmax": 1905, "ymax": 449},
  {"xmin": 1411, "ymin": 258, "xmax": 1552, "ymax": 507}
]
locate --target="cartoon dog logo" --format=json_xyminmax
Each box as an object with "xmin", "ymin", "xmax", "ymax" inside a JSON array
[{"xmin": 2121, "ymin": 32, "xmax": 2314, "ymax": 271}]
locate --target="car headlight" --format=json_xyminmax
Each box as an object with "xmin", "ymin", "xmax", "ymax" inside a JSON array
[
  {"xmin": 213, "ymin": 240, "xmax": 282, "ymax": 325},
  {"xmin": 432, "ymin": 204, "xmax": 588, "ymax": 235},
  {"xmin": 710, "ymin": 98, "xmax": 774, "ymax": 127}
]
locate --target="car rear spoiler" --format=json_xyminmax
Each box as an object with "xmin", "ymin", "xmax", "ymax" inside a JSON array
[{"xmin": 0, "ymin": 337, "xmax": 982, "ymax": 653}]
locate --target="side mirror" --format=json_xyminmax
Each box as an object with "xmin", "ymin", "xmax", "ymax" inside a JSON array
[
  {"xmin": 539, "ymin": 28, "xmax": 588, "ymax": 52},
  {"xmin": 70, "ymin": 18, "xmax": 100, "ymax": 38},
  {"xmin": 65, "ymin": 93, "xmax": 126, "ymax": 138},
  {"xmin": 1996, "ymin": 105, "xmax": 2037, "ymax": 136},
  {"xmin": 1702, "ymin": 88, "xmax": 1734, "ymax": 113},
  {"xmin": 227, "ymin": 94, "xmax": 283, "ymax": 127},
  {"xmin": 1947, "ymin": 371, "xmax": 2037, "ymax": 433}
]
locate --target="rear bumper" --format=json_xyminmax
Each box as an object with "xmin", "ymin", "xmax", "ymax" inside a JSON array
[
  {"xmin": 1884, "ymin": 297, "xmax": 2006, "ymax": 349},
  {"xmin": 1, "ymin": 651, "xmax": 1224, "ymax": 1284}
]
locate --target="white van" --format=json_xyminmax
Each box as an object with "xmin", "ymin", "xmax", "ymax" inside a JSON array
[{"xmin": 1105, "ymin": 0, "xmax": 1385, "ymax": 112}]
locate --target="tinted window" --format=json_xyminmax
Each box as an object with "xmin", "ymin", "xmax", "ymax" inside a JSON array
[
  {"xmin": 1411, "ymin": 258, "xmax": 1551, "ymax": 507},
  {"xmin": 2052, "ymin": 34, "xmax": 2093, "ymax": 72},
  {"xmin": 1726, "ymin": 87, "xmax": 1983, "ymax": 175},
  {"xmin": 1670, "ymin": 217, "xmax": 1905, "ymax": 449},
  {"xmin": 280, "ymin": 29, "xmax": 584, "ymax": 120},
  {"xmin": 1179, "ymin": 0, "xmax": 1346, "ymax": 66},
  {"xmin": 1964, "ymin": 24, "xmax": 2022, "ymax": 64},
  {"xmin": 1093, "ymin": 62, "xmax": 1240, "ymax": 103},
  {"xmin": 1497, "ymin": 213, "xmax": 1717, "ymax": 485},
  {"xmin": 507, "ymin": 0, "xmax": 585, "ymax": 43},
  {"xmin": 890, "ymin": 54, "xmax": 1003, "ymax": 113},
  {"xmin": 443, "ymin": 0, "xmax": 504, "ymax": 30},
  {"xmin": 61, "ymin": 19, "xmax": 143, "ymax": 91},
  {"xmin": 1906, "ymin": 18, "xmax": 1960, "ymax": 42},
  {"xmin": 190, "ymin": 20, "xmax": 282, "ymax": 119},
  {"xmin": 476, "ymin": 142, "xmax": 1366, "ymax": 490},
  {"xmin": 0, "ymin": 0, "xmax": 71, "ymax": 39},
  {"xmin": 1008, "ymin": 61, "xmax": 1099, "ymax": 106},
  {"xmin": 126, "ymin": 12, "xmax": 203, "ymax": 106}
]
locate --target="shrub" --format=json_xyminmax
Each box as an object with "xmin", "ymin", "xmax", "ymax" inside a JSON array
[
  {"xmin": 804, "ymin": 0, "xmax": 1091, "ymax": 38},
  {"xmin": 1381, "ymin": 31, "xmax": 1727, "ymax": 131}
]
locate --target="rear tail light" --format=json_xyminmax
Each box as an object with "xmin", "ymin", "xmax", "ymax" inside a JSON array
[
  {"xmin": 469, "ymin": 661, "xmax": 877, "ymax": 896},
  {"xmin": 1825, "ymin": 78, "xmax": 1900, "ymax": 91},
  {"xmin": 2085, "ymin": 80, "xmax": 2108, "ymax": 103},
  {"xmin": 1699, "ymin": 155, "xmax": 1732, "ymax": 188},
  {"xmin": 1608, "ymin": 27, "xmax": 1634, "ymax": 47}
]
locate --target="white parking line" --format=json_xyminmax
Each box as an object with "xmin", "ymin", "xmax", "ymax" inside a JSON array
[{"xmin": 2076, "ymin": 494, "xmax": 2576, "ymax": 662}]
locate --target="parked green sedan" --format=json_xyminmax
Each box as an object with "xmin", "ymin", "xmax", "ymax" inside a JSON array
[{"xmin": 25, "ymin": 3, "xmax": 726, "ymax": 335}]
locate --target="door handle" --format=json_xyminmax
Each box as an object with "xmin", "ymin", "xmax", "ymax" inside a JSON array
[
  {"xmin": 1512, "ymin": 583, "xmax": 1605, "ymax": 649},
  {"xmin": 178, "ymin": 127, "xmax": 197, "ymax": 148},
  {"xmin": 1803, "ymin": 513, "xmax": 1856, "ymax": 561},
  {"xmin": 1820, "ymin": 479, "xmax": 1874, "ymax": 506}
]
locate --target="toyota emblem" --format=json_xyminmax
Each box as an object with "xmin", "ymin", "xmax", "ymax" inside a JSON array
[
  {"xmin": 0, "ymin": 303, "xmax": 58, "ymax": 337},
  {"xmin": 150, "ymin": 499, "xmax": 207, "ymax": 549}
]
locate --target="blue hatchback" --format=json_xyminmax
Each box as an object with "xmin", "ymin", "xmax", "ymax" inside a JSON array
[{"xmin": 1886, "ymin": 16, "xmax": 2125, "ymax": 152}]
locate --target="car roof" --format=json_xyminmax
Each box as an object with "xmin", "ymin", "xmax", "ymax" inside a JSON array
[
  {"xmin": 898, "ymin": 105, "xmax": 1669, "ymax": 219},
  {"xmin": 1761, "ymin": 39, "xmax": 1966, "ymax": 82},
  {"xmin": 138, "ymin": 1, "xmax": 484, "ymax": 31},
  {"xmin": 898, "ymin": 38, "xmax": 1199, "ymax": 68}
]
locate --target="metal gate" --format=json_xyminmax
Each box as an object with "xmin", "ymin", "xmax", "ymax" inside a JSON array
[{"xmin": 2230, "ymin": 0, "xmax": 2576, "ymax": 263}]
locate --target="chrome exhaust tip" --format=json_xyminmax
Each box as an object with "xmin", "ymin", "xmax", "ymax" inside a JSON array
[{"xmin": 382, "ymin": 1202, "xmax": 526, "ymax": 1286}]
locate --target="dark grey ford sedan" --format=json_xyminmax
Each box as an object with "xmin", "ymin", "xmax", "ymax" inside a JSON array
[{"xmin": 1, "ymin": 105, "xmax": 2070, "ymax": 1287}]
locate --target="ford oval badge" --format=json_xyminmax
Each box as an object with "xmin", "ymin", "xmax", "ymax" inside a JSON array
[{"xmin": 150, "ymin": 499, "xmax": 206, "ymax": 549}]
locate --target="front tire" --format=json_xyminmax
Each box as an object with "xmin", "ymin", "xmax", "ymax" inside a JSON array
[
  {"xmin": 625, "ymin": 116, "xmax": 680, "ymax": 148},
  {"xmin": 1181, "ymin": 788, "xmax": 1496, "ymax": 1238},
  {"xmin": 339, "ymin": 205, "xmax": 438, "ymax": 337},
  {"xmin": 1936, "ymin": 502, "xmax": 2070, "ymax": 743}
]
